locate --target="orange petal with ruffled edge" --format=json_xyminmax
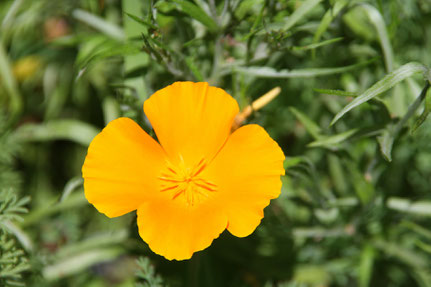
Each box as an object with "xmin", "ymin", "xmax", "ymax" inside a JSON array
[
  {"xmin": 82, "ymin": 118, "xmax": 166, "ymax": 218},
  {"xmin": 202, "ymin": 124, "xmax": 285, "ymax": 237},
  {"xmin": 137, "ymin": 199, "xmax": 227, "ymax": 260},
  {"xmin": 144, "ymin": 82, "xmax": 239, "ymax": 166}
]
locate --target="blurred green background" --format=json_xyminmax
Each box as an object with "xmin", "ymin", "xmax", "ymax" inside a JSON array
[{"xmin": 1, "ymin": 0, "xmax": 431, "ymax": 286}]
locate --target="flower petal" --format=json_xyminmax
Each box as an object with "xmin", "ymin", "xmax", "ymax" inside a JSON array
[
  {"xmin": 82, "ymin": 118, "xmax": 166, "ymax": 218},
  {"xmin": 137, "ymin": 200, "xmax": 227, "ymax": 260},
  {"xmin": 204, "ymin": 124, "xmax": 285, "ymax": 237},
  {"xmin": 143, "ymin": 82, "xmax": 239, "ymax": 166}
]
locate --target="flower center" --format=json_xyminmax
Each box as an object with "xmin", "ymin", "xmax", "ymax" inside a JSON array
[{"xmin": 158, "ymin": 158, "xmax": 217, "ymax": 206}]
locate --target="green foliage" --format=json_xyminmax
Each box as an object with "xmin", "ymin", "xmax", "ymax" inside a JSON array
[
  {"xmin": 1, "ymin": 0, "xmax": 431, "ymax": 286},
  {"xmin": 0, "ymin": 189, "xmax": 30, "ymax": 286},
  {"xmin": 135, "ymin": 257, "xmax": 164, "ymax": 287}
]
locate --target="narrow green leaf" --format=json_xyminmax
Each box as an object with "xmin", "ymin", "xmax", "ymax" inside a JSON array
[
  {"xmin": 331, "ymin": 62, "xmax": 428, "ymax": 125},
  {"xmin": 416, "ymin": 240, "xmax": 431, "ymax": 256},
  {"xmin": 361, "ymin": 4, "xmax": 393, "ymax": 72},
  {"xmin": 55, "ymin": 230, "xmax": 128, "ymax": 260},
  {"xmin": 289, "ymin": 107, "xmax": 322, "ymax": 139},
  {"xmin": 328, "ymin": 154, "xmax": 348, "ymax": 195},
  {"xmin": 376, "ymin": 129, "xmax": 393, "ymax": 161},
  {"xmin": 284, "ymin": 156, "xmax": 303, "ymax": 169},
  {"xmin": 359, "ymin": 244, "xmax": 375, "ymax": 287},
  {"xmin": 283, "ymin": 0, "xmax": 323, "ymax": 31},
  {"xmin": 60, "ymin": 177, "xmax": 84, "ymax": 202},
  {"xmin": 78, "ymin": 42, "xmax": 141, "ymax": 71},
  {"xmin": 308, "ymin": 128, "xmax": 358, "ymax": 148},
  {"xmin": 14, "ymin": 119, "xmax": 99, "ymax": 146},
  {"xmin": 237, "ymin": 58, "xmax": 375, "ymax": 78},
  {"xmin": 346, "ymin": 160, "xmax": 374, "ymax": 204},
  {"xmin": 402, "ymin": 221, "xmax": 431, "ymax": 240},
  {"xmin": 314, "ymin": 88, "xmax": 358, "ymax": 97},
  {"xmin": 43, "ymin": 248, "xmax": 123, "ymax": 280},
  {"xmin": 412, "ymin": 87, "xmax": 431, "ymax": 132},
  {"xmin": 377, "ymin": 82, "xmax": 430, "ymax": 161},
  {"xmin": 185, "ymin": 57, "xmax": 204, "ymax": 81},
  {"xmin": 374, "ymin": 239, "xmax": 428, "ymax": 269},
  {"xmin": 171, "ymin": 0, "xmax": 218, "ymax": 32},
  {"xmin": 102, "ymin": 97, "xmax": 120, "ymax": 126},
  {"xmin": 312, "ymin": 0, "xmax": 347, "ymax": 58},
  {"xmin": 22, "ymin": 192, "xmax": 88, "ymax": 227},
  {"xmin": 293, "ymin": 37, "xmax": 343, "ymax": 51},
  {"xmin": 72, "ymin": 9, "xmax": 125, "ymax": 40},
  {"xmin": 124, "ymin": 12, "xmax": 157, "ymax": 29},
  {"xmin": 387, "ymin": 197, "xmax": 431, "ymax": 217},
  {"xmin": 0, "ymin": 42, "xmax": 22, "ymax": 123}
]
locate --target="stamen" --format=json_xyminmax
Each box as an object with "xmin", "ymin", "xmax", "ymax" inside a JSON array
[
  {"xmin": 193, "ymin": 181, "xmax": 217, "ymax": 192},
  {"xmin": 159, "ymin": 160, "xmax": 218, "ymax": 205},
  {"xmin": 161, "ymin": 184, "xmax": 179, "ymax": 192}
]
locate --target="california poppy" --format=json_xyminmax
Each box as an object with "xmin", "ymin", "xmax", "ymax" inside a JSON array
[{"xmin": 82, "ymin": 82, "xmax": 285, "ymax": 260}]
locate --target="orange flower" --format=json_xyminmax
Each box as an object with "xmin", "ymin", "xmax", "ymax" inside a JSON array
[{"xmin": 82, "ymin": 82, "xmax": 285, "ymax": 260}]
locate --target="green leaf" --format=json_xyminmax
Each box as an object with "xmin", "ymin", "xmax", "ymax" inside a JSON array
[
  {"xmin": 171, "ymin": 0, "xmax": 218, "ymax": 32},
  {"xmin": 374, "ymin": 239, "xmax": 428, "ymax": 269},
  {"xmin": 312, "ymin": 0, "xmax": 347, "ymax": 58},
  {"xmin": 376, "ymin": 129, "xmax": 393, "ymax": 161},
  {"xmin": 77, "ymin": 42, "xmax": 141, "ymax": 72},
  {"xmin": 185, "ymin": 57, "xmax": 204, "ymax": 81},
  {"xmin": 289, "ymin": 107, "xmax": 322, "ymax": 139},
  {"xmin": 412, "ymin": 87, "xmax": 431, "ymax": 132},
  {"xmin": 284, "ymin": 156, "xmax": 304, "ymax": 169},
  {"xmin": 308, "ymin": 128, "xmax": 359, "ymax": 148},
  {"xmin": 361, "ymin": 4, "xmax": 393, "ymax": 72},
  {"xmin": 283, "ymin": 0, "xmax": 323, "ymax": 31},
  {"xmin": 314, "ymin": 88, "xmax": 358, "ymax": 97},
  {"xmin": 293, "ymin": 37, "xmax": 344, "ymax": 51},
  {"xmin": 14, "ymin": 119, "xmax": 99, "ymax": 146},
  {"xmin": 331, "ymin": 62, "xmax": 428, "ymax": 125},
  {"xmin": 0, "ymin": 42, "xmax": 22, "ymax": 124},
  {"xmin": 387, "ymin": 197, "xmax": 431, "ymax": 217},
  {"xmin": 124, "ymin": 11, "xmax": 157, "ymax": 29},
  {"xmin": 236, "ymin": 58, "xmax": 375, "ymax": 78},
  {"xmin": 43, "ymin": 248, "xmax": 123, "ymax": 280},
  {"xmin": 377, "ymin": 82, "xmax": 430, "ymax": 161},
  {"xmin": 346, "ymin": 160, "xmax": 374, "ymax": 204},
  {"xmin": 359, "ymin": 244, "xmax": 375, "ymax": 287},
  {"xmin": 72, "ymin": 9, "xmax": 125, "ymax": 40}
]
